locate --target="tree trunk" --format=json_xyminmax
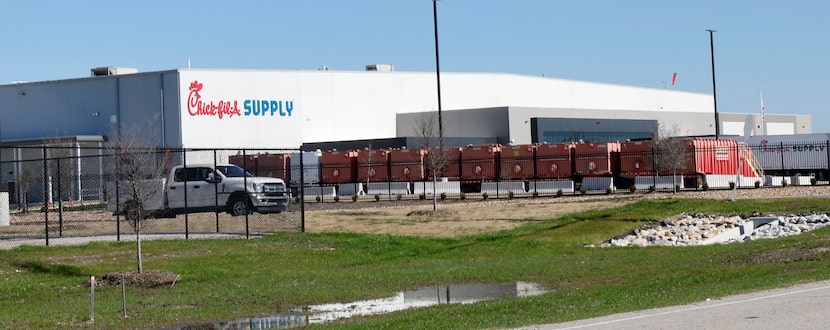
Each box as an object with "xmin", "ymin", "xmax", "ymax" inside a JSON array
[
  {"xmin": 432, "ymin": 173, "xmax": 438, "ymax": 211},
  {"xmin": 673, "ymin": 170, "xmax": 677, "ymax": 194},
  {"xmin": 136, "ymin": 222, "xmax": 143, "ymax": 274}
]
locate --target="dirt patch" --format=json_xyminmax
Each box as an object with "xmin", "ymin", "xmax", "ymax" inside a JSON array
[
  {"xmin": 304, "ymin": 197, "xmax": 630, "ymax": 237},
  {"xmin": 406, "ymin": 209, "xmax": 457, "ymax": 217},
  {"xmin": 100, "ymin": 270, "xmax": 180, "ymax": 288}
]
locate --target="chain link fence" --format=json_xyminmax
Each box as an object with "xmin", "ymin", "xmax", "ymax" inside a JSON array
[
  {"xmin": 2, "ymin": 140, "xmax": 829, "ymax": 249},
  {"xmin": 0, "ymin": 146, "xmax": 304, "ymax": 249}
]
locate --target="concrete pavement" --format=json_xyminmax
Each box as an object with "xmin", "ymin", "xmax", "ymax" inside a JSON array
[
  {"xmin": 0, "ymin": 233, "xmax": 255, "ymax": 250},
  {"xmin": 517, "ymin": 279, "xmax": 830, "ymax": 330}
]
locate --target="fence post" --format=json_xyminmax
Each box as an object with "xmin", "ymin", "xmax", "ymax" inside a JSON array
[
  {"xmin": 43, "ymin": 146, "xmax": 49, "ymax": 246},
  {"xmin": 75, "ymin": 143, "xmax": 82, "ymax": 203},
  {"xmin": 826, "ymin": 140, "xmax": 829, "ymax": 183},
  {"xmin": 651, "ymin": 147, "xmax": 657, "ymax": 190},
  {"xmin": 115, "ymin": 155, "xmax": 121, "ymax": 242},
  {"xmin": 57, "ymin": 158, "xmax": 63, "ymax": 236},
  {"xmin": 780, "ymin": 142, "xmax": 785, "ymax": 175},
  {"xmin": 183, "ymin": 150, "xmax": 189, "ymax": 240},
  {"xmin": 243, "ymin": 149, "xmax": 249, "ymax": 239},
  {"xmin": 213, "ymin": 149, "xmax": 219, "ymax": 233},
  {"xmin": 300, "ymin": 148, "xmax": 305, "ymax": 233}
]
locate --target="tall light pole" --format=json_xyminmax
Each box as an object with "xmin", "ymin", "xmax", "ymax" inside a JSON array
[
  {"xmin": 433, "ymin": 0, "xmax": 444, "ymax": 152},
  {"xmin": 707, "ymin": 29, "xmax": 719, "ymax": 139}
]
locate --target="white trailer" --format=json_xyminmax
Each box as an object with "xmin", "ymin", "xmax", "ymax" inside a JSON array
[{"xmin": 747, "ymin": 133, "xmax": 830, "ymax": 178}]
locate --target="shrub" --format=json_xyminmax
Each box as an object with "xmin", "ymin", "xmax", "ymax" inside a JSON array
[
  {"xmin": 648, "ymin": 185, "xmax": 656, "ymax": 193},
  {"xmin": 396, "ymin": 194, "xmax": 403, "ymax": 201},
  {"xmin": 333, "ymin": 195, "xmax": 340, "ymax": 203},
  {"xmin": 702, "ymin": 182, "xmax": 710, "ymax": 191},
  {"xmin": 440, "ymin": 192, "xmax": 447, "ymax": 200},
  {"xmin": 811, "ymin": 177, "xmax": 818, "ymax": 186},
  {"xmin": 419, "ymin": 193, "xmax": 426, "ymax": 200},
  {"xmin": 755, "ymin": 181, "xmax": 762, "ymax": 189},
  {"xmin": 580, "ymin": 188, "xmax": 587, "ymax": 196},
  {"xmin": 556, "ymin": 189, "xmax": 563, "ymax": 197},
  {"xmin": 351, "ymin": 194, "xmax": 358, "ymax": 202},
  {"xmin": 482, "ymin": 192, "xmax": 489, "ymax": 200},
  {"xmin": 294, "ymin": 197, "xmax": 301, "ymax": 204},
  {"xmin": 629, "ymin": 185, "xmax": 637, "ymax": 193},
  {"xmin": 781, "ymin": 179, "xmax": 788, "ymax": 187},
  {"xmin": 315, "ymin": 195, "xmax": 321, "ymax": 203},
  {"xmin": 532, "ymin": 190, "xmax": 539, "ymax": 198},
  {"xmin": 459, "ymin": 192, "xmax": 466, "ymax": 200},
  {"xmin": 508, "ymin": 191, "xmax": 515, "ymax": 199}
]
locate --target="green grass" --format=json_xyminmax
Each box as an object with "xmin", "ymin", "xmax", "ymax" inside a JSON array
[{"xmin": 2, "ymin": 198, "xmax": 830, "ymax": 329}]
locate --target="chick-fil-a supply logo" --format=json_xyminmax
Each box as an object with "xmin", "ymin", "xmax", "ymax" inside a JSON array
[
  {"xmin": 187, "ymin": 80, "xmax": 293, "ymax": 119},
  {"xmin": 757, "ymin": 139, "xmax": 825, "ymax": 153},
  {"xmin": 187, "ymin": 80, "xmax": 242, "ymax": 119},
  {"xmin": 243, "ymin": 99, "xmax": 293, "ymax": 117}
]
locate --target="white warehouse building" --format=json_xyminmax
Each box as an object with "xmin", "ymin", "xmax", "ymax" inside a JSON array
[
  {"xmin": 0, "ymin": 66, "xmax": 811, "ymax": 150},
  {"xmin": 0, "ymin": 66, "xmax": 811, "ymax": 203}
]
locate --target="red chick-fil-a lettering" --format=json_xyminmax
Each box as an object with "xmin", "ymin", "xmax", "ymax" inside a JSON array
[{"xmin": 186, "ymin": 80, "xmax": 241, "ymax": 119}]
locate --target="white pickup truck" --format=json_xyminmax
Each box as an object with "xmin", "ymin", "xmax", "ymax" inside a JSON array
[{"xmin": 107, "ymin": 164, "xmax": 289, "ymax": 219}]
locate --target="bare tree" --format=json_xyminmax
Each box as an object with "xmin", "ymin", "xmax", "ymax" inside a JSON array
[
  {"xmin": 362, "ymin": 143, "xmax": 374, "ymax": 188},
  {"xmin": 15, "ymin": 168, "xmax": 36, "ymax": 213},
  {"xmin": 106, "ymin": 118, "xmax": 168, "ymax": 273},
  {"xmin": 415, "ymin": 112, "xmax": 448, "ymax": 211},
  {"xmin": 651, "ymin": 125, "xmax": 689, "ymax": 193}
]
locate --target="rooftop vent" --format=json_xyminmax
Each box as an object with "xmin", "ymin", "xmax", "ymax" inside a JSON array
[
  {"xmin": 365, "ymin": 64, "xmax": 394, "ymax": 72},
  {"xmin": 91, "ymin": 66, "xmax": 139, "ymax": 77}
]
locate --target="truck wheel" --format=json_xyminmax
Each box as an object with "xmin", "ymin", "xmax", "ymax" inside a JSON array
[{"xmin": 229, "ymin": 196, "xmax": 252, "ymax": 216}]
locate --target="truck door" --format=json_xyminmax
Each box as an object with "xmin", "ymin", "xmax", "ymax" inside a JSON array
[{"xmin": 167, "ymin": 167, "xmax": 219, "ymax": 210}]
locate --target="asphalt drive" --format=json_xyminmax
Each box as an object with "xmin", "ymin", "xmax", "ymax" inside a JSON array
[{"xmin": 516, "ymin": 279, "xmax": 830, "ymax": 330}]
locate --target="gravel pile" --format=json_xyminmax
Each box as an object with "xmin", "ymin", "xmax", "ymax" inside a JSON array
[
  {"xmin": 600, "ymin": 213, "xmax": 830, "ymax": 247},
  {"xmin": 751, "ymin": 214, "xmax": 830, "ymax": 239}
]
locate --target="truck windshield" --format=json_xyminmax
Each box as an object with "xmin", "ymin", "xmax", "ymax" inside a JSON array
[{"xmin": 216, "ymin": 165, "xmax": 253, "ymax": 178}]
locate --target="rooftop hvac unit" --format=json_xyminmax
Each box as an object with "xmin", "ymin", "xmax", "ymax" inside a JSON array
[
  {"xmin": 365, "ymin": 64, "xmax": 394, "ymax": 72},
  {"xmin": 90, "ymin": 66, "xmax": 139, "ymax": 77}
]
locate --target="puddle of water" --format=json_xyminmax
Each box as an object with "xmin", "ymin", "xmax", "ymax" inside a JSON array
[
  {"xmin": 197, "ymin": 281, "xmax": 546, "ymax": 329},
  {"xmin": 305, "ymin": 281, "xmax": 546, "ymax": 324},
  {"xmin": 202, "ymin": 315, "xmax": 306, "ymax": 329}
]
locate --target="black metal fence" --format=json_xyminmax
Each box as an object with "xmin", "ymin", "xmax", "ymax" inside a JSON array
[
  {"xmin": 0, "ymin": 146, "xmax": 304, "ymax": 249},
  {"xmin": 2, "ymin": 140, "xmax": 829, "ymax": 248}
]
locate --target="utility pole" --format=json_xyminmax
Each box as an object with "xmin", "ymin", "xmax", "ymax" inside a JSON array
[
  {"xmin": 433, "ymin": 0, "xmax": 444, "ymax": 153},
  {"xmin": 707, "ymin": 29, "xmax": 719, "ymax": 139}
]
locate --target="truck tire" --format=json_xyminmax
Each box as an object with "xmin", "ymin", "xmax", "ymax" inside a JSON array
[{"xmin": 228, "ymin": 196, "xmax": 252, "ymax": 216}]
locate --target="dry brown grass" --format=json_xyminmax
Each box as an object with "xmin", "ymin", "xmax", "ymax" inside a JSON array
[
  {"xmin": 4, "ymin": 185, "xmax": 830, "ymax": 240},
  {"xmin": 303, "ymin": 198, "xmax": 628, "ymax": 237}
]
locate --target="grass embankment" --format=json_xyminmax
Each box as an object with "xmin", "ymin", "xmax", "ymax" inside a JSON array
[{"xmin": 2, "ymin": 198, "xmax": 830, "ymax": 329}]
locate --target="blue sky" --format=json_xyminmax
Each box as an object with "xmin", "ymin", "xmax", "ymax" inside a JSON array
[{"xmin": 2, "ymin": 1, "xmax": 828, "ymax": 132}]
